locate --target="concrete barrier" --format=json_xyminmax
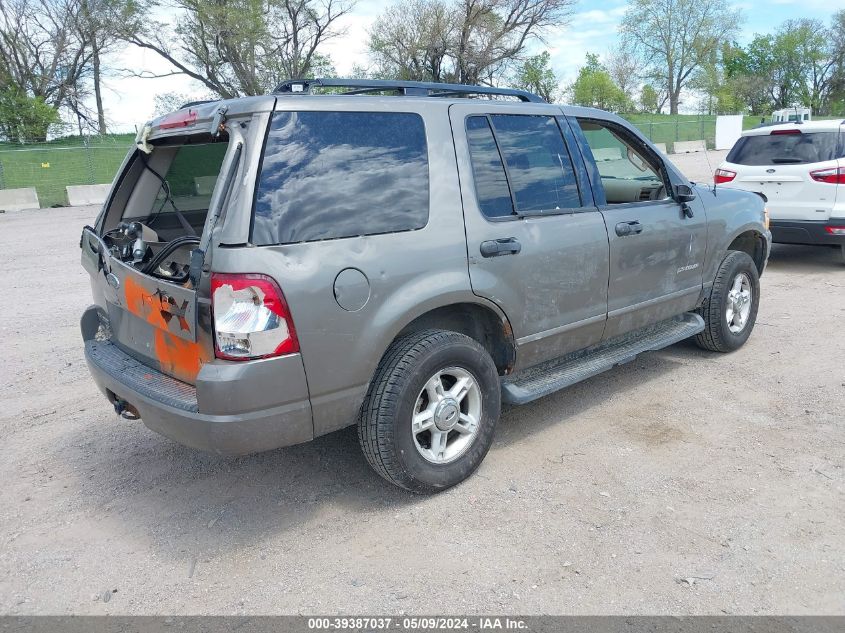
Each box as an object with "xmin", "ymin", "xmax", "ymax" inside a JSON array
[
  {"xmin": 653, "ymin": 143, "xmax": 668, "ymax": 154},
  {"xmin": 66, "ymin": 184, "xmax": 111, "ymax": 206},
  {"xmin": 0, "ymin": 187, "xmax": 40, "ymax": 211},
  {"xmin": 672, "ymin": 140, "xmax": 707, "ymax": 154}
]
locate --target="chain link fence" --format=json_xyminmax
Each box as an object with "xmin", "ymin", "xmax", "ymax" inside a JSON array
[
  {"xmin": 0, "ymin": 134, "xmax": 133, "ymax": 208},
  {"xmin": 0, "ymin": 115, "xmax": 760, "ymax": 209}
]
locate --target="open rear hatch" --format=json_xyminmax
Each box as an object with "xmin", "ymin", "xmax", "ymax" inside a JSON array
[{"xmin": 81, "ymin": 112, "xmax": 241, "ymax": 385}]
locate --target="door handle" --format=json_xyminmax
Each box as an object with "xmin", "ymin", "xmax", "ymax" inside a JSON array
[
  {"xmin": 615, "ymin": 221, "xmax": 643, "ymax": 237},
  {"xmin": 480, "ymin": 238, "xmax": 522, "ymax": 258}
]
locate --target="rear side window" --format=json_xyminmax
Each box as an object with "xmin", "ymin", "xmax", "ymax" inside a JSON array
[
  {"xmin": 727, "ymin": 131, "xmax": 840, "ymax": 166},
  {"xmin": 465, "ymin": 114, "xmax": 581, "ymax": 218},
  {"xmin": 253, "ymin": 111, "xmax": 429, "ymax": 245},
  {"xmin": 465, "ymin": 117, "xmax": 514, "ymax": 217}
]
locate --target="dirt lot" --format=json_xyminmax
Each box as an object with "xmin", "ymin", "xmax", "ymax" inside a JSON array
[{"xmin": 1, "ymin": 187, "xmax": 844, "ymax": 615}]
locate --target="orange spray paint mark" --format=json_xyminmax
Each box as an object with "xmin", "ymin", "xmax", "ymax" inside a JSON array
[{"xmin": 122, "ymin": 275, "xmax": 208, "ymax": 383}]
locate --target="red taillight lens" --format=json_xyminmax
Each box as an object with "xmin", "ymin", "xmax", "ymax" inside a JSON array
[
  {"xmin": 210, "ymin": 273, "xmax": 299, "ymax": 360},
  {"xmin": 770, "ymin": 128, "xmax": 801, "ymax": 135},
  {"xmin": 714, "ymin": 168, "xmax": 736, "ymax": 184},
  {"xmin": 825, "ymin": 226, "xmax": 845, "ymax": 235},
  {"xmin": 810, "ymin": 167, "xmax": 845, "ymax": 185},
  {"xmin": 159, "ymin": 109, "xmax": 198, "ymax": 129}
]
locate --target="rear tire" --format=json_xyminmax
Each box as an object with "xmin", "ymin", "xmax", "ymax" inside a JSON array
[
  {"xmin": 695, "ymin": 251, "xmax": 760, "ymax": 353},
  {"xmin": 358, "ymin": 329, "xmax": 501, "ymax": 493}
]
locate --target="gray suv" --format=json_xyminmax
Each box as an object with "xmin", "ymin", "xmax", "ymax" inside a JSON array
[{"xmin": 80, "ymin": 79, "xmax": 771, "ymax": 492}]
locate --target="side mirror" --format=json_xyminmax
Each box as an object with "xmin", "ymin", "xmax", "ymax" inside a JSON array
[{"xmin": 674, "ymin": 184, "xmax": 696, "ymax": 203}]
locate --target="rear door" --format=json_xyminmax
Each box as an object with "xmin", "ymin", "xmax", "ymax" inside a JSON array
[
  {"xmin": 726, "ymin": 127, "xmax": 842, "ymax": 221},
  {"xmin": 449, "ymin": 102, "xmax": 609, "ymax": 369},
  {"xmin": 570, "ymin": 115, "xmax": 707, "ymax": 340},
  {"xmin": 81, "ymin": 133, "xmax": 241, "ymax": 384}
]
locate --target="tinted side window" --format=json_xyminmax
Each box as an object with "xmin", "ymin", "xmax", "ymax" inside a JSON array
[
  {"xmin": 727, "ymin": 132, "xmax": 839, "ymax": 166},
  {"xmin": 465, "ymin": 114, "xmax": 581, "ymax": 218},
  {"xmin": 491, "ymin": 115, "xmax": 581, "ymax": 213},
  {"xmin": 466, "ymin": 116, "xmax": 514, "ymax": 218},
  {"xmin": 253, "ymin": 112, "xmax": 429, "ymax": 245}
]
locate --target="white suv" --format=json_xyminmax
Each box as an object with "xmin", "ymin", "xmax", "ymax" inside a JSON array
[{"xmin": 715, "ymin": 120, "xmax": 844, "ymax": 261}]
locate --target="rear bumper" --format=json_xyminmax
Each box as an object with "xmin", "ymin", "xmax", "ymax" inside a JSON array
[
  {"xmin": 82, "ymin": 306, "xmax": 313, "ymax": 455},
  {"xmin": 769, "ymin": 220, "xmax": 845, "ymax": 246}
]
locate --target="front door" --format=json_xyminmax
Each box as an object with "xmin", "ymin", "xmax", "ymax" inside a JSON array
[
  {"xmin": 449, "ymin": 103, "xmax": 610, "ymax": 370},
  {"xmin": 571, "ymin": 116, "xmax": 707, "ymax": 339}
]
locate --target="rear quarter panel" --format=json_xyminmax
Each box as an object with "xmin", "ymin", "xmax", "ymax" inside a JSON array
[{"xmin": 211, "ymin": 99, "xmax": 486, "ymax": 437}]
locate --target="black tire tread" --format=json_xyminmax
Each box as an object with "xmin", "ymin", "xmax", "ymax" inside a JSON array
[
  {"xmin": 695, "ymin": 250, "xmax": 758, "ymax": 352},
  {"xmin": 357, "ymin": 329, "xmax": 488, "ymax": 492}
]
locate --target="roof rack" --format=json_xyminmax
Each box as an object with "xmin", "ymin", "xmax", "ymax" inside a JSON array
[{"xmin": 273, "ymin": 78, "xmax": 545, "ymax": 103}]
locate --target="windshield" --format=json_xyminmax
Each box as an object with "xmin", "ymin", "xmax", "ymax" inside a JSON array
[{"xmin": 727, "ymin": 131, "xmax": 840, "ymax": 166}]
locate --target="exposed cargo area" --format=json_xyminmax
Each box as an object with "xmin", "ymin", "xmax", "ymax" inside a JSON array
[{"xmin": 95, "ymin": 134, "xmax": 229, "ymax": 285}]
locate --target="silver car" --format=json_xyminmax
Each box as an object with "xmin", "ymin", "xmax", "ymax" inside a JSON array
[{"xmin": 81, "ymin": 79, "xmax": 771, "ymax": 492}]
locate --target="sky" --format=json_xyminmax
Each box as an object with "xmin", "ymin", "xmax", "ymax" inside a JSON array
[{"xmin": 99, "ymin": 0, "xmax": 843, "ymax": 133}]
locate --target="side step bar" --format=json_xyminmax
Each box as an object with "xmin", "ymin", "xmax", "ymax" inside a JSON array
[{"xmin": 501, "ymin": 313, "xmax": 704, "ymax": 405}]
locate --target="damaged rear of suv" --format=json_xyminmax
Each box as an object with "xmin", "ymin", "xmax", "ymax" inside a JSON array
[{"xmin": 81, "ymin": 96, "xmax": 314, "ymax": 455}]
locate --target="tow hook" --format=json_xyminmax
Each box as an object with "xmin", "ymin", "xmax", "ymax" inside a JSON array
[{"xmin": 113, "ymin": 398, "xmax": 140, "ymax": 421}]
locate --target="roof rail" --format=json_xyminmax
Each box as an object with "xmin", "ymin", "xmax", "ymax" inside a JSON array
[{"xmin": 273, "ymin": 78, "xmax": 545, "ymax": 103}]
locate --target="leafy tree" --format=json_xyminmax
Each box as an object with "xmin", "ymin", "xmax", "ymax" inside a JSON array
[
  {"xmin": 829, "ymin": 10, "xmax": 845, "ymax": 114},
  {"xmin": 639, "ymin": 84, "xmax": 659, "ymax": 113},
  {"xmin": 620, "ymin": 0, "xmax": 742, "ymax": 114},
  {"xmin": 739, "ymin": 20, "xmax": 834, "ymax": 113},
  {"xmin": 0, "ymin": 0, "xmax": 93, "ymax": 124},
  {"xmin": 511, "ymin": 51, "xmax": 560, "ymax": 102},
  {"xmin": 570, "ymin": 53, "xmax": 627, "ymax": 112},
  {"xmin": 0, "ymin": 86, "xmax": 61, "ymax": 142}
]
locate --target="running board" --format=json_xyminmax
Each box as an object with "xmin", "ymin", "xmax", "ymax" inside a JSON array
[{"xmin": 501, "ymin": 313, "xmax": 704, "ymax": 405}]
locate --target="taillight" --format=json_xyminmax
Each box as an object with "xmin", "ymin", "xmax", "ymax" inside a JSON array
[
  {"xmin": 159, "ymin": 109, "xmax": 198, "ymax": 129},
  {"xmin": 825, "ymin": 226, "xmax": 845, "ymax": 235},
  {"xmin": 810, "ymin": 167, "xmax": 845, "ymax": 185},
  {"xmin": 210, "ymin": 273, "xmax": 299, "ymax": 360},
  {"xmin": 770, "ymin": 128, "xmax": 801, "ymax": 135},
  {"xmin": 714, "ymin": 168, "xmax": 736, "ymax": 184}
]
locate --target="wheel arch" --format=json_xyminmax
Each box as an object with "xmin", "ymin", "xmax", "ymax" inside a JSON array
[
  {"xmin": 392, "ymin": 302, "xmax": 517, "ymax": 376},
  {"xmin": 726, "ymin": 229, "xmax": 768, "ymax": 276}
]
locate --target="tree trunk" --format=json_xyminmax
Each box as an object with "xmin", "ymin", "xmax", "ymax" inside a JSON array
[
  {"xmin": 92, "ymin": 42, "xmax": 106, "ymax": 136},
  {"xmin": 669, "ymin": 91, "xmax": 680, "ymax": 115}
]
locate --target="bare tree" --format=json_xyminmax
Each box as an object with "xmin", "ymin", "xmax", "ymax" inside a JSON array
[
  {"xmin": 370, "ymin": 0, "xmax": 455, "ymax": 81},
  {"xmin": 606, "ymin": 46, "xmax": 641, "ymax": 108},
  {"xmin": 73, "ymin": 0, "xmax": 145, "ymax": 134},
  {"xmin": 454, "ymin": 0, "xmax": 573, "ymax": 85},
  {"xmin": 368, "ymin": 0, "xmax": 574, "ymax": 86},
  {"xmin": 620, "ymin": 0, "xmax": 742, "ymax": 114},
  {"xmin": 121, "ymin": 0, "xmax": 353, "ymax": 98}
]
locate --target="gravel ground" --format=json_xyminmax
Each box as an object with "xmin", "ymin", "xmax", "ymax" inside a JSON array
[
  {"xmin": 666, "ymin": 150, "xmax": 728, "ymax": 184},
  {"xmin": 1, "ymin": 182, "xmax": 843, "ymax": 615}
]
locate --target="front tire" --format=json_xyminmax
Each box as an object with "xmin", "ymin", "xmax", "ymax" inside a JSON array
[
  {"xmin": 695, "ymin": 250, "xmax": 760, "ymax": 352},
  {"xmin": 358, "ymin": 329, "xmax": 501, "ymax": 493}
]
